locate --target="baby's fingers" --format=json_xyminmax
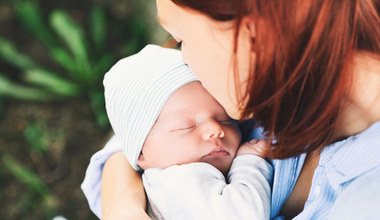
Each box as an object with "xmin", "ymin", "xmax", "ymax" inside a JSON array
[
  {"xmin": 251, "ymin": 139, "xmax": 269, "ymax": 155},
  {"xmin": 237, "ymin": 139, "xmax": 269, "ymax": 157}
]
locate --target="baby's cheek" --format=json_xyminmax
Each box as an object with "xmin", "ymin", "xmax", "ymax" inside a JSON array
[{"xmin": 231, "ymin": 128, "xmax": 242, "ymax": 152}]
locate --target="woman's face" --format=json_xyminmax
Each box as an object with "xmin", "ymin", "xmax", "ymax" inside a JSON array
[{"xmin": 156, "ymin": 0, "xmax": 253, "ymax": 119}]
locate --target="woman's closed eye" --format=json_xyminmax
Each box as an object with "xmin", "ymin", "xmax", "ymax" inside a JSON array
[{"xmin": 170, "ymin": 35, "xmax": 182, "ymax": 49}]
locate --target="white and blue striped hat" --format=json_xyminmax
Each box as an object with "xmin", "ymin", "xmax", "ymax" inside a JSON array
[{"xmin": 104, "ymin": 44, "xmax": 199, "ymax": 171}]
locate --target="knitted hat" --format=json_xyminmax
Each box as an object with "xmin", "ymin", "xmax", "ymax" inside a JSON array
[{"xmin": 104, "ymin": 45, "xmax": 199, "ymax": 171}]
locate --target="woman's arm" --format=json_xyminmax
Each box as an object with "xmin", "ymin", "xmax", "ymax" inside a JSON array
[
  {"xmin": 81, "ymin": 135, "xmax": 150, "ymax": 219},
  {"xmin": 101, "ymin": 151, "xmax": 150, "ymax": 220}
]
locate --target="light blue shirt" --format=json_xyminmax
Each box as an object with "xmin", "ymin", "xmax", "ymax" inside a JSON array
[
  {"xmin": 81, "ymin": 120, "xmax": 380, "ymax": 219},
  {"xmin": 270, "ymin": 120, "xmax": 380, "ymax": 219}
]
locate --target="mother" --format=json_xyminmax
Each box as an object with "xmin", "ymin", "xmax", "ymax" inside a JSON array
[{"xmin": 82, "ymin": 0, "xmax": 380, "ymax": 219}]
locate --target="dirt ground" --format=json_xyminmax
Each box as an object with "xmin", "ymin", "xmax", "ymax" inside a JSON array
[{"xmin": 0, "ymin": 99, "xmax": 109, "ymax": 219}]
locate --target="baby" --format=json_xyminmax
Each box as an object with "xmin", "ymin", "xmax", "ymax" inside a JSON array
[{"xmin": 104, "ymin": 45, "xmax": 273, "ymax": 220}]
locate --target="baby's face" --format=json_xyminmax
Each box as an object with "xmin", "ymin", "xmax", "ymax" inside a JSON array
[{"xmin": 137, "ymin": 81, "xmax": 241, "ymax": 174}]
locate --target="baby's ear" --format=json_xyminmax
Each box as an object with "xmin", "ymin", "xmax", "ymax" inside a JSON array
[{"xmin": 137, "ymin": 152, "xmax": 146, "ymax": 170}]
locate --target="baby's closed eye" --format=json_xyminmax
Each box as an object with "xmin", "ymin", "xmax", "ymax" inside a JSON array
[
  {"xmin": 216, "ymin": 115, "xmax": 236, "ymax": 125},
  {"xmin": 170, "ymin": 122, "xmax": 196, "ymax": 134}
]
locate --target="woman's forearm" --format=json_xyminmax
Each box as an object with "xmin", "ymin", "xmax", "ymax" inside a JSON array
[{"xmin": 101, "ymin": 151, "xmax": 150, "ymax": 220}]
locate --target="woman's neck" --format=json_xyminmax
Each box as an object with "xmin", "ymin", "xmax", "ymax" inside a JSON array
[{"xmin": 335, "ymin": 52, "xmax": 380, "ymax": 139}]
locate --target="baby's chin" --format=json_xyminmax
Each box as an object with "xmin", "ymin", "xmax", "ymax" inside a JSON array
[
  {"xmin": 141, "ymin": 157, "xmax": 234, "ymax": 175},
  {"xmin": 206, "ymin": 158, "xmax": 233, "ymax": 176}
]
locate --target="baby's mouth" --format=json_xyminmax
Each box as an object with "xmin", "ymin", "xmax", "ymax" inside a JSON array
[{"xmin": 203, "ymin": 148, "xmax": 230, "ymax": 157}]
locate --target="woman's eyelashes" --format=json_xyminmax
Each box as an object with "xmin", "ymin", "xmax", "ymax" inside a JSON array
[
  {"xmin": 171, "ymin": 35, "xmax": 182, "ymax": 48},
  {"xmin": 176, "ymin": 41, "xmax": 182, "ymax": 50}
]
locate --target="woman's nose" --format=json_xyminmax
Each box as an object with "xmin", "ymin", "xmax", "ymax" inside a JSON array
[{"xmin": 201, "ymin": 120, "xmax": 225, "ymax": 140}]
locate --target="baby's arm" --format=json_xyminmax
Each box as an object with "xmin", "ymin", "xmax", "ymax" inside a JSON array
[
  {"xmin": 218, "ymin": 139, "xmax": 272, "ymax": 219},
  {"xmin": 225, "ymin": 151, "xmax": 272, "ymax": 219},
  {"xmin": 142, "ymin": 145, "xmax": 273, "ymax": 220}
]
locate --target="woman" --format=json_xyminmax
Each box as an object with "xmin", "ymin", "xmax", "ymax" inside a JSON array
[{"xmin": 82, "ymin": 0, "xmax": 380, "ymax": 219}]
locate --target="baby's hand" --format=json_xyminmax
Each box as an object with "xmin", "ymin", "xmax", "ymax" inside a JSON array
[{"xmin": 236, "ymin": 139, "xmax": 269, "ymax": 158}]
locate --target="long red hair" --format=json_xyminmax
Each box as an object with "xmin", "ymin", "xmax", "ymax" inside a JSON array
[{"xmin": 172, "ymin": 0, "xmax": 380, "ymax": 158}]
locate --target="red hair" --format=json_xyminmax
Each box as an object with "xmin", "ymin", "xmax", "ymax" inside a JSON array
[{"xmin": 172, "ymin": 0, "xmax": 380, "ymax": 158}]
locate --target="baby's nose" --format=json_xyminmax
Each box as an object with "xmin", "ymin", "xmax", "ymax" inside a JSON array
[{"xmin": 201, "ymin": 120, "xmax": 225, "ymax": 140}]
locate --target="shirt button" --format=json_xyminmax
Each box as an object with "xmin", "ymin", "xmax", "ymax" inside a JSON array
[{"xmin": 314, "ymin": 186, "xmax": 321, "ymax": 197}]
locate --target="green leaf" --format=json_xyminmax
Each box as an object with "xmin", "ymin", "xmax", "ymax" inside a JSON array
[
  {"xmin": 0, "ymin": 96, "xmax": 4, "ymax": 116},
  {"xmin": 2, "ymin": 154, "xmax": 51, "ymax": 198},
  {"xmin": 90, "ymin": 5, "xmax": 107, "ymax": 52},
  {"xmin": 0, "ymin": 75, "xmax": 55, "ymax": 101},
  {"xmin": 23, "ymin": 69, "xmax": 81, "ymax": 96},
  {"xmin": 49, "ymin": 10, "xmax": 90, "ymax": 68},
  {"xmin": 0, "ymin": 38, "xmax": 37, "ymax": 69},
  {"xmin": 92, "ymin": 54, "xmax": 114, "ymax": 80},
  {"xmin": 13, "ymin": 0, "xmax": 57, "ymax": 49},
  {"xmin": 50, "ymin": 47, "xmax": 77, "ymax": 74},
  {"xmin": 89, "ymin": 90, "xmax": 109, "ymax": 128}
]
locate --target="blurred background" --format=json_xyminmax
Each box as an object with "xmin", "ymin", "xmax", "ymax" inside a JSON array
[{"xmin": 0, "ymin": 0, "xmax": 168, "ymax": 219}]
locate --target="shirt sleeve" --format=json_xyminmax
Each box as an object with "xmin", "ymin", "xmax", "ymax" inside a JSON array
[
  {"xmin": 142, "ymin": 154, "xmax": 273, "ymax": 220},
  {"xmin": 80, "ymin": 135, "xmax": 123, "ymax": 219}
]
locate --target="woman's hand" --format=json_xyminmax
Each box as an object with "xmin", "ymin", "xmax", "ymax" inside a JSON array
[
  {"xmin": 236, "ymin": 139, "xmax": 269, "ymax": 158},
  {"xmin": 101, "ymin": 151, "xmax": 151, "ymax": 220}
]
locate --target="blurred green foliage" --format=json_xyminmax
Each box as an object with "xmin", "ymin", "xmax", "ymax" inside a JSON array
[
  {"xmin": 0, "ymin": 0, "xmax": 151, "ymax": 128},
  {"xmin": 0, "ymin": 0, "xmax": 158, "ymax": 219},
  {"xmin": 24, "ymin": 122, "xmax": 57, "ymax": 154},
  {"xmin": 2, "ymin": 153, "xmax": 57, "ymax": 218}
]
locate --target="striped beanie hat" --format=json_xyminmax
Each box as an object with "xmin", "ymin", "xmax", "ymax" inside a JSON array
[{"xmin": 104, "ymin": 44, "xmax": 199, "ymax": 171}]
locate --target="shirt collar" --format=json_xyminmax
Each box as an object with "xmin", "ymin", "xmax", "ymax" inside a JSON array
[{"xmin": 320, "ymin": 120, "xmax": 380, "ymax": 188}]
